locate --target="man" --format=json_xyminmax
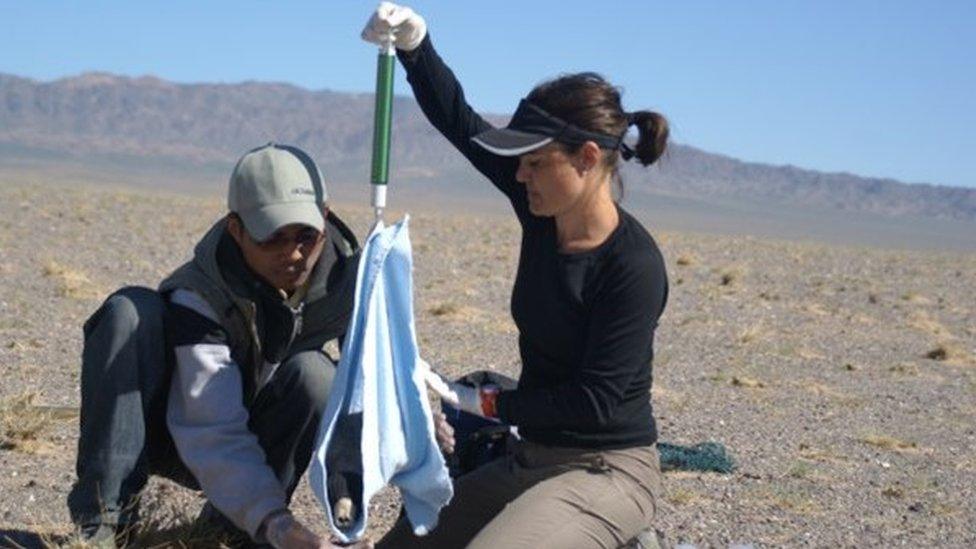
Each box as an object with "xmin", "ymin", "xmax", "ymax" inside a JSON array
[{"xmin": 67, "ymin": 143, "xmax": 361, "ymax": 548}]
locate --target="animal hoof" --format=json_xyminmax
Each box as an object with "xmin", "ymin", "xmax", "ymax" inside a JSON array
[{"xmin": 334, "ymin": 497, "xmax": 356, "ymax": 527}]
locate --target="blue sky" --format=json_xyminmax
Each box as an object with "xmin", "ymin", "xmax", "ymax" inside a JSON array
[{"xmin": 2, "ymin": 1, "xmax": 974, "ymax": 188}]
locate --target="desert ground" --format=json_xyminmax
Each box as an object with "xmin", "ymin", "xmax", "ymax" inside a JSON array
[{"xmin": 1, "ymin": 177, "xmax": 975, "ymax": 548}]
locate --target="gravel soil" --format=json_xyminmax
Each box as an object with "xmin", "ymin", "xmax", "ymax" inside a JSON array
[{"xmin": 1, "ymin": 179, "xmax": 974, "ymax": 548}]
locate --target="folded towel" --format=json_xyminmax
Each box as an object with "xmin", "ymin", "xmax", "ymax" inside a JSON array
[{"xmin": 309, "ymin": 217, "xmax": 453, "ymax": 543}]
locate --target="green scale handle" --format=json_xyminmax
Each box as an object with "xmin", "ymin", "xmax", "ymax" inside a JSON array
[{"xmin": 370, "ymin": 42, "xmax": 396, "ymax": 220}]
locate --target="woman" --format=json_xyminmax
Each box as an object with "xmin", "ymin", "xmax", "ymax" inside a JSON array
[{"xmin": 363, "ymin": 4, "xmax": 669, "ymax": 548}]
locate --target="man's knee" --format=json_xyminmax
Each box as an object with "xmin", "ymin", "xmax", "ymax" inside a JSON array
[
  {"xmin": 80, "ymin": 286, "xmax": 169, "ymax": 396},
  {"xmin": 278, "ymin": 351, "xmax": 335, "ymax": 409},
  {"xmin": 86, "ymin": 286, "xmax": 165, "ymax": 338}
]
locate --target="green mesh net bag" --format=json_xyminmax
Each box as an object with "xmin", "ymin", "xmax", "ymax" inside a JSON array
[{"xmin": 658, "ymin": 441, "xmax": 735, "ymax": 474}]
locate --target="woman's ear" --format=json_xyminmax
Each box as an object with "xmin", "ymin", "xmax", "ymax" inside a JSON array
[{"xmin": 574, "ymin": 141, "xmax": 603, "ymax": 175}]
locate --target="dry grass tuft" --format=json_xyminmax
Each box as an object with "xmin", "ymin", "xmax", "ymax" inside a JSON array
[
  {"xmin": 41, "ymin": 261, "xmax": 101, "ymax": 300},
  {"xmin": 801, "ymin": 302, "xmax": 831, "ymax": 316},
  {"xmin": 798, "ymin": 445, "xmax": 849, "ymax": 463},
  {"xmin": 901, "ymin": 291, "xmax": 933, "ymax": 305},
  {"xmin": 786, "ymin": 461, "xmax": 814, "ymax": 480},
  {"xmin": 881, "ymin": 486, "xmax": 904, "ymax": 499},
  {"xmin": 0, "ymin": 393, "xmax": 57, "ymax": 454},
  {"xmin": 799, "ymin": 380, "xmax": 853, "ymax": 402},
  {"xmin": 738, "ymin": 324, "xmax": 766, "ymax": 345},
  {"xmin": 794, "ymin": 346, "xmax": 826, "ymax": 361},
  {"xmin": 889, "ymin": 362, "xmax": 920, "ymax": 376},
  {"xmin": 718, "ymin": 266, "xmax": 743, "ymax": 286},
  {"xmin": 675, "ymin": 254, "xmax": 696, "ymax": 267},
  {"xmin": 427, "ymin": 302, "xmax": 480, "ymax": 322},
  {"xmin": 752, "ymin": 485, "xmax": 821, "ymax": 515},
  {"xmin": 908, "ymin": 311, "xmax": 951, "ymax": 337},
  {"xmin": 731, "ymin": 376, "xmax": 766, "ymax": 389},
  {"xmin": 860, "ymin": 434, "xmax": 918, "ymax": 452},
  {"xmin": 46, "ymin": 491, "xmax": 238, "ymax": 548},
  {"xmin": 124, "ymin": 518, "xmax": 239, "ymax": 548},
  {"xmin": 47, "ymin": 522, "xmax": 232, "ymax": 548},
  {"xmin": 666, "ymin": 486, "xmax": 705, "ymax": 506},
  {"xmin": 926, "ymin": 345, "xmax": 950, "ymax": 361},
  {"xmin": 428, "ymin": 302, "xmax": 461, "ymax": 317},
  {"xmin": 924, "ymin": 341, "xmax": 973, "ymax": 365}
]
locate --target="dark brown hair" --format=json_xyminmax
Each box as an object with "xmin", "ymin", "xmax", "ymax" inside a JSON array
[{"xmin": 526, "ymin": 72, "xmax": 668, "ymax": 195}]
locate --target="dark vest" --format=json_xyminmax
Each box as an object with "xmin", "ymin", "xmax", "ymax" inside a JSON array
[{"xmin": 159, "ymin": 211, "xmax": 360, "ymax": 403}]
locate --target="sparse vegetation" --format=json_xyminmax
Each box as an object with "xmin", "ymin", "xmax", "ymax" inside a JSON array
[
  {"xmin": 752, "ymin": 485, "xmax": 821, "ymax": 515},
  {"xmin": 901, "ymin": 291, "xmax": 932, "ymax": 305},
  {"xmin": 428, "ymin": 302, "xmax": 460, "ymax": 317},
  {"xmin": 889, "ymin": 362, "xmax": 920, "ymax": 375},
  {"xmin": 860, "ymin": 434, "xmax": 918, "ymax": 452},
  {"xmin": 881, "ymin": 485, "xmax": 904, "ymax": 499},
  {"xmin": 786, "ymin": 461, "xmax": 814, "ymax": 480},
  {"xmin": 718, "ymin": 266, "xmax": 742, "ymax": 286},
  {"xmin": 0, "ymin": 393, "xmax": 56, "ymax": 453},
  {"xmin": 926, "ymin": 345, "xmax": 949, "ymax": 361},
  {"xmin": 908, "ymin": 311, "xmax": 951, "ymax": 337},
  {"xmin": 45, "ymin": 493, "xmax": 240, "ymax": 549},
  {"xmin": 667, "ymin": 487, "xmax": 705, "ymax": 506},
  {"xmin": 3, "ymin": 178, "xmax": 976, "ymax": 546},
  {"xmin": 798, "ymin": 446, "xmax": 849, "ymax": 463},
  {"xmin": 731, "ymin": 376, "xmax": 765, "ymax": 389},
  {"xmin": 41, "ymin": 261, "xmax": 101, "ymax": 300},
  {"xmin": 738, "ymin": 324, "xmax": 765, "ymax": 344}
]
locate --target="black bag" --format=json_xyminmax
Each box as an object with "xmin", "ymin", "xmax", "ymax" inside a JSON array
[{"xmin": 440, "ymin": 371, "xmax": 518, "ymax": 478}]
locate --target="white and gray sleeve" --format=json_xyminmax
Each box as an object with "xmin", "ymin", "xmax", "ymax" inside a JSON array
[{"xmin": 165, "ymin": 288, "xmax": 287, "ymax": 538}]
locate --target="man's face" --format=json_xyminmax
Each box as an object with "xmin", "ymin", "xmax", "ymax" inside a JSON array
[{"xmin": 227, "ymin": 213, "xmax": 327, "ymax": 294}]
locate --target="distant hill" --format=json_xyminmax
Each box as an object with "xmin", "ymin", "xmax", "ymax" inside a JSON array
[{"xmin": 2, "ymin": 71, "xmax": 974, "ymax": 222}]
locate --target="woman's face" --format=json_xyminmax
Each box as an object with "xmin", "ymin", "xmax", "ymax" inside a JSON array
[{"xmin": 515, "ymin": 143, "xmax": 592, "ymax": 217}]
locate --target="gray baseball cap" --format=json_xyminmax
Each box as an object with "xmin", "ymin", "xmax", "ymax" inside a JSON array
[{"xmin": 228, "ymin": 143, "xmax": 328, "ymax": 242}]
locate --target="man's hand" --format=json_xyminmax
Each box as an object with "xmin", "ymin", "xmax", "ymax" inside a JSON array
[
  {"xmin": 361, "ymin": 1, "xmax": 427, "ymax": 52},
  {"xmin": 262, "ymin": 511, "xmax": 332, "ymax": 549},
  {"xmin": 263, "ymin": 511, "xmax": 376, "ymax": 548}
]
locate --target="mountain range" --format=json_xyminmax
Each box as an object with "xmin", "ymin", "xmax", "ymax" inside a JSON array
[{"xmin": 1, "ymin": 71, "xmax": 974, "ymax": 222}]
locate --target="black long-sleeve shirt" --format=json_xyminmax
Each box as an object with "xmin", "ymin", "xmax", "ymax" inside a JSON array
[{"xmin": 400, "ymin": 36, "xmax": 668, "ymax": 449}]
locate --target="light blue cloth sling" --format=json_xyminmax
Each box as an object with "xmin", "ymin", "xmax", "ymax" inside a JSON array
[{"xmin": 309, "ymin": 217, "xmax": 453, "ymax": 543}]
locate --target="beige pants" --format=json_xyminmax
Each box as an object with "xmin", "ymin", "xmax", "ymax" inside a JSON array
[{"xmin": 379, "ymin": 439, "xmax": 662, "ymax": 549}]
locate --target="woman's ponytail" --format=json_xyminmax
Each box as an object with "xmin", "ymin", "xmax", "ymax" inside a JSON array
[
  {"xmin": 526, "ymin": 74, "xmax": 669, "ymax": 199},
  {"xmin": 630, "ymin": 111, "xmax": 669, "ymax": 167}
]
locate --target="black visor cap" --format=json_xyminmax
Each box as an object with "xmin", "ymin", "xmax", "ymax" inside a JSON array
[{"xmin": 471, "ymin": 99, "xmax": 623, "ymax": 157}]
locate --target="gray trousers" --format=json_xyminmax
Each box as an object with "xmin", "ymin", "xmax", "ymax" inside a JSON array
[
  {"xmin": 379, "ymin": 439, "xmax": 662, "ymax": 549},
  {"xmin": 67, "ymin": 286, "xmax": 335, "ymax": 530}
]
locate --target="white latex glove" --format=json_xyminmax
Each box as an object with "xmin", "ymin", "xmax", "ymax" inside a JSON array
[
  {"xmin": 361, "ymin": 1, "xmax": 428, "ymax": 52},
  {"xmin": 418, "ymin": 359, "xmax": 500, "ymax": 419}
]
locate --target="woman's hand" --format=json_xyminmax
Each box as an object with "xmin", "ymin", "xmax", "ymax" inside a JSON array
[
  {"xmin": 361, "ymin": 1, "xmax": 427, "ymax": 52},
  {"xmin": 418, "ymin": 360, "xmax": 500, "ymax": 420},
  {"xmin": 433, "ymin": 410, "xmax": 456, "ymax": 454}
]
